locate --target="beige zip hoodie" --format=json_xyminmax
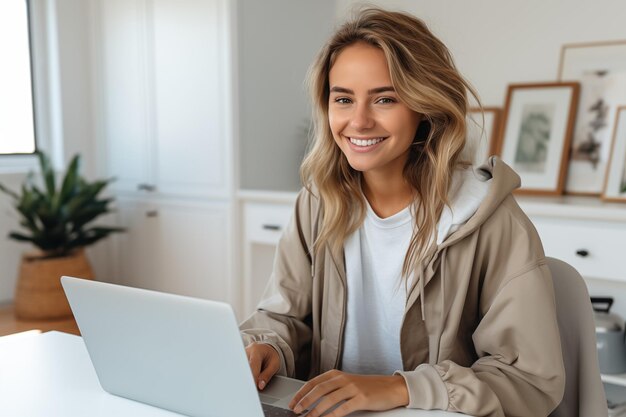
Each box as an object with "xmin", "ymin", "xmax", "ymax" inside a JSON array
[{"xmin": 240, "ymin": 157, "xmax": 565, "ymax": 417}]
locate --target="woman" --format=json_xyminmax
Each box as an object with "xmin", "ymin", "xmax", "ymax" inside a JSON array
[{"xmin": 240, "ymin": 7, "xmax": 564, "ymax": 417}]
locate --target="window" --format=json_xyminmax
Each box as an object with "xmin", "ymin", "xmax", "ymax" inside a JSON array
[{"xmin": 0, "ymin": 0, "xmax": 37, "ymax": 155}]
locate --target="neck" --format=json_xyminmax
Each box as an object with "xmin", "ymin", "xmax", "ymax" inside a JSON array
[{"xmin": 362, "ymin": 168, "xmax": 414, "ymax": 219}]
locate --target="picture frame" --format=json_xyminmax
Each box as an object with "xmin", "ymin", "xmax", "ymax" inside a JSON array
[
  {"xmin": 495, "ymin": 82, "xmax": 580, "ymax": 196},
  {"xmin": 602, "ymin": 106, "xmax": 626, "ymax": 202},
  {"xmin": 467, "ymin": 107, "xmax": 501, "ymax": 167},
  {"xmin": 558, "ymin": 40, "xmax": 626, "ymax": 195}
]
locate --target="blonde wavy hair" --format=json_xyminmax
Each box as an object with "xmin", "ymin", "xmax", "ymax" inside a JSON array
[{"xmin": 300, "ymin": 7, "xmax": 482, "ymax": 278}]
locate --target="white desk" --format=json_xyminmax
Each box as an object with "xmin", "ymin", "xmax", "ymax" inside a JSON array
[{"xmin": 0, "ymin": 331, "xmax": 466, "ymax": 417}]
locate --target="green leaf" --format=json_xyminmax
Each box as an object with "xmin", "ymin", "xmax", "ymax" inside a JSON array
[
  {"xmin": 59, "ymin": 155, "xmax": 80, "ymax": 206},
  {"xmin": 0, "ymin": 183, "xmax": 19, "ymax": 199},
  {"xmin": 36, "ymin": 151, "xmax": 56, "ymax": 198},
  {"xmin": 18, "ymin": 217, "xmax": 39, "ymax": 234},
  {"xmin": 88, "ymin": 226, "xmax": 126, "ymax": 234},
  {"xmin": 28, "ymin": 183, "xmax": 51, "ymax": 212},
  {"xmin": 35, "ymin": 203, "xmax": 60, "ymax": 230},
  {"xmin": 66, "ymin": 180, "xmax": 112, "ymax": 217},
  {"xmin": 66, "ymin": 230, "xmax": 109, "ymax": 249},
  {"xmin": 8, "ymin": 232, "xmax": 35, "ymax": 242},
  {"xmin": 71, "ymin": 209, "xmax": 110, "ymax": 231}
]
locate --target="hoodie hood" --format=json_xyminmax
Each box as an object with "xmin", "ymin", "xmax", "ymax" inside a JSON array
[
  {"xmin": 436, "ymin": 165, "xmax": 490, "ymax": 246},
  {"xmin": 410, "ymin": 157, "xmax": 522, "ymax": 335},
  {"xmin": 438, "ymin": 156, "xmax": 521, "ymax": 250}
]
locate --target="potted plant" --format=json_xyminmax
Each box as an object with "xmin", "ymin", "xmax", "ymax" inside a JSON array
[{"xmin": 0, "ymin": 151, "xmax": 124, "ymax": 320}]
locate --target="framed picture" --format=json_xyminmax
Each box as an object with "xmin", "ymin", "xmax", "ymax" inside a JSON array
[
  {"xmin": 558, "ymin": 40, "xmax": 626, "ymax": 195},
  {"xmin": 495, "ymin": 82, "xmax": 580, "ymax": 196},
  {"xmin": 467, "ymin": 107, "xmax": 501, "ymax": 167},
  {"xmin": 602, "ymin": 106, "xmax": 626, "ymax": 202}
]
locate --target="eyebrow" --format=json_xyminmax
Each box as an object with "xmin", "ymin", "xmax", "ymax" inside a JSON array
[{"xmin": 329, "ymin": 86, "xmax": 396, "ymax": 95}]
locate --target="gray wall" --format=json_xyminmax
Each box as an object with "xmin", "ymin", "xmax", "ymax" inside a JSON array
[{"xmin": 238, "ymin": 0, "xmax": 336, "ymax": 192}]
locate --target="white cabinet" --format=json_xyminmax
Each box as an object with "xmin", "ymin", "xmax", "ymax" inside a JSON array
[
  {"xmin": 112, "ymin": 198, "xmax": 233, "ymax": 302},
  {"xmin": 90, "ymin": 0, "xmax": 236, "ymax": 309},
  {"xmin": 245, "ymin": 202, "xmax": 294, "ymax": 246},
  {"xmin": 519, "ymin": 196, "xmax": 626, "ymax": 283},
  {"xmin": 530, "ymin": 218, "xmax": 626, "ymax": 282},
  {"xmin": 240, "ymin": 192, "xmax": 298, "ymax": 318},
  {"xmin": 94, "ymin": 0, "xmax": 232, "ymax": 200}
]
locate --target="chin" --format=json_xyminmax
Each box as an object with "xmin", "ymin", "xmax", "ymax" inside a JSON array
[{"xmin": 344, "ymin": 158, "xmax": 375, "ymax": 173}]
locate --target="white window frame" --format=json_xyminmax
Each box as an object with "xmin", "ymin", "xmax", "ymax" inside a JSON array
[{"xmin": 0, "ymin": 0, "xmax": 57, "ymax": 174}]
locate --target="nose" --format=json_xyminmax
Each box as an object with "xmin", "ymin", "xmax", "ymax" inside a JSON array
[{"xmin": 350, "ymin": 103, "xmax": 375, "ymax": 130}]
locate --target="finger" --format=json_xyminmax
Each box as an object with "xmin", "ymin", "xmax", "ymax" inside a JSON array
[
  {"xmin": 292, "ymin": 378, "xmax": 344, "ymax": 414},
  {"xmin": 306, "ymin": 388, "xmax": 352, "ymax": 417},
  {"xmin": 246, "ymin": 348, "xmax": 262, "ymax": 382},
  {"xmin": 289, "ymin": 370, "xmax": 341, "ymax": 409},
  {"xmin": 257, "ymin": 349, "xmax": 280, "ymax": 390}
]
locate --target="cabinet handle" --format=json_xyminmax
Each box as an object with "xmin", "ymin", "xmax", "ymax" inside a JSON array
[
  {"xmin": 262, "ymin": 224, "xmax": 281, "ymax": 231},
  {"xmin": 146, "ymin": 210, "xmax": 158, "ymax": 218},
  {"xmin": 576, "ymin": 249, "xmax": 589, "ymax": 257},
  {"xmin": 137, "ymin": 183, "xmax": 156, "ymax": 192}
]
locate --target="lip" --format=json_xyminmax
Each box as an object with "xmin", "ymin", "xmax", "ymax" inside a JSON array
[{"xmin": 344, "ymin": 135, "xmax": 388, "ymax": 153}]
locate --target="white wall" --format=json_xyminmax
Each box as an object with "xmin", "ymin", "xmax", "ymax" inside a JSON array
[
  {"xmin": 336, "ymin": 0, "xmax": 626, "ymax": 106},
  {"xmin": 54, "ymin": 0, "xmax": 96, "ymax": 179}
]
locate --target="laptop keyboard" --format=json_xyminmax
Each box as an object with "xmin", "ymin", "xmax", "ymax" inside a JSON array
[{"xmin": 262, "ymin": 403, "xmax": 300, "ymax": 417}]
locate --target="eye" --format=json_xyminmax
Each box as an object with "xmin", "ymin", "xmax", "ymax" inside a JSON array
[
  {"xmin": 334, "ymin": 97, "xmax": 352, "ymax": 104},
  {"xmin": 376, "ymin": 97, "xmax": 396, "ymax": 104}
]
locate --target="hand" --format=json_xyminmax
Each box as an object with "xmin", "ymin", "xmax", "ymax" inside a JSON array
[
  {"xmin": 288, "ymin": 369, "xmax": 409, "ymax": 417},
  {"xmin": 245, "ymin": 342, "xmax": 280, "ymax": 391}
]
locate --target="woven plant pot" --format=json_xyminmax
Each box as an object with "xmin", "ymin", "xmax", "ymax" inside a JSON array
[{"xmin": 14, "ymin": 249, "xmax": 94, "ymax": 320}]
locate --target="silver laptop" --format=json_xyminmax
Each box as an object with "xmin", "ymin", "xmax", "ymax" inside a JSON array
[{"xmin": 61, "ymin": 276, "xmax": 305, "ymax": 417}]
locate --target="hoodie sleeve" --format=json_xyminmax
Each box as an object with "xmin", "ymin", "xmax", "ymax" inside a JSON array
[
  {"xmin": 396, "ymin": 199, "xmax": 565, "ymax": 417},
  {"xmin": 397, "ymin": 263, "xmax": 565, "ymax": 417},
  {"xmin": 239, "ymin": 189, "xmax": 315, "ymax": 379}
]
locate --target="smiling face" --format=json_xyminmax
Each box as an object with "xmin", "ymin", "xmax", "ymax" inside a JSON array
[{"xmin": 328, "ymin": 42, "xmax": 422, "ymax": 176}]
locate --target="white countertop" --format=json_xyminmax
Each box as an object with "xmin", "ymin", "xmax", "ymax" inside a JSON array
[
  {"xmin": 238, "ymin": 189, "xmax": 626, "ymax": 222},
  {"xmin": 0, "ymin": 331, "xmax": 467, "ymax": 417}
]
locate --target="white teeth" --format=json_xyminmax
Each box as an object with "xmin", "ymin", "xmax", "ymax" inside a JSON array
[{"xmin": 349, "ymin": 137, "xmax": 385, "ymax": 147}]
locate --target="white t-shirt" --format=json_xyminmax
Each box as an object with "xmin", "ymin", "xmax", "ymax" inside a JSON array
[
  {"xmin": 340, "ymin": 168, "xmax": 490, "ymax": 375},
  {"xmin": 341, "ymin": 200, "xmax": 412, "ymax": 375}
]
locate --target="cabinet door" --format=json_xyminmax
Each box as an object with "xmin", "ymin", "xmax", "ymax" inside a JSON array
[
  {"xmin": 95, "ymin": 0, "xmax": 152, "ymax": 193},
  {"xmin": 151, "ymin": 0, "xmax": 230, "ymax": 199},
  {"xmin": 95, "ymin": 0, "xmax": 232, "ymax": 199},
  {"xmin": 112, "ymin": 198, "xmax": 158, "ymax": 287},
  {"xmin": 114, "ymin": 198, "xmax": 232, "ymax": 303}
]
